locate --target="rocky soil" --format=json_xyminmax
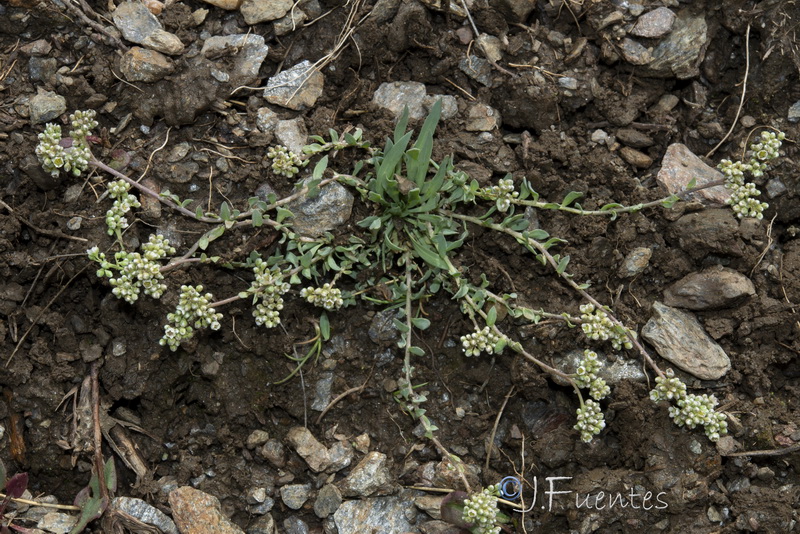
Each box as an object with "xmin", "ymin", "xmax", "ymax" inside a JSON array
[{"xmin": 1, "ymin": 0, "xmax": 799, "ymax": 533}]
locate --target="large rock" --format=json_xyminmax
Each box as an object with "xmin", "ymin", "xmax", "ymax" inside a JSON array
[
  {"xmin": 641, "ymin": 302, "xmax": 731, "ymax": 380},
  {"xmin": 263, "ymin": 61, "xmax": 324, "ymax": 110},
  {"xmin": 657, "ymin": 144, "xmax": 728, "ymax": 206},
  {"xmin": 168, "ymin": 487, "xmax": 245, "ymax": 534},
  {"xmin": 664, "ymin": 266, "xmax": 756, "ymax": 310}
]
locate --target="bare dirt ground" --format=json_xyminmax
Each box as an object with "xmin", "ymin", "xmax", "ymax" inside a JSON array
[{"xmin": 1, "ymin": 0, "xmax": 799, "ymax": 533}]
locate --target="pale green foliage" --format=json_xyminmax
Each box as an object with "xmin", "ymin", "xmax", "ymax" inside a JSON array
[
  {"xmin": 579, "ymin": 303, "xmax": 633, "ymax": 350},
  {"xmin": 718, "ymin": 130, "xmax": 784, "ymax": 220},
  {"xmin": 160, "ymin": 285, "xmax": 223, "ymax": 351},
  {"xmin": 462, "ymin": 484, "xmax": 502, "ymax": 534},
  {"xmin": 460, "ymin": 326, "xmax": 504, "ymax": 357},
  {"xmin": 35, "ymin": 110, "xmax": 97, "ymax": 177},
  {"xmin": 574, "ymin": 399, "xmax": 606, "ymax": 443},
  {"xmin": 650, "ymin": 368, "xmax": 727, "ymax": 442},
  {"xmin": 105, "ymin": 179, "xmax": 141, "ymax": 236},
  {"xmin": 574, "ymin": 349, "xmax": 610, "ymax": 401},
  {"xmin": 87, "ymin": 234, "xmax": 175, "ymax": 304},
  {"xmin": 267, "ymin": 145, "xmax": 304, "ymax": 177},
  {"xmin": 300, "ymin": 283, "xmax": 343, "ymax": 310}
]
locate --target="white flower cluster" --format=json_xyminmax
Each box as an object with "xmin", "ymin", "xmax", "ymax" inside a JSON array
[
  {"xmin": 267, "ymin": 145, "xmax": 304, "ymax": 178},
  {"xmin": 462, "ymin": 484, "xmax": 501, "ymax": 534},
  {"xmin": 87, "ymin": 234, "xmax": 176, "ymax": 304},
  {"xmin": 160, "ymin": 285, "xmax": 223, "ymax": 351},
  {"xmin": 574, "ymin": 399, "xmax": 606, "ymax": 443},
  {"xmin": 35, "ymin": 110, "xmax": 97, "ymax": 177},
  {"xmin": 249, "ymin": 259, "xmax": 291, "ymax": 328},
  {"xmin": 574, "ymin": 349, "xmax": 611, "ymax": 401},
  {"xmin": 461, "ymin": 326, "xmax": 504, "ymax": 357},
  {"xmin": 579, "ymin": 303, "xmax": 633, "ymax": 350},
  {"xmin": 105, "ymin": 179, "xmax": 141, "ymax": 236},
  {"xmin": 484, "ymin": 177, "xmax": 519, "ymax": 212},
  {"xmin": 649, "ymin": 368, "xmax": 728, "ymax": 441},
  {"xmin": 718, "ymin": 130, "xmax": 784, "ymax": 220},
  {"xmin": 648, "ymin": 367, "xmax": 687, "ymax": 402},
  {"xmin": 300, "ymin": 283, "xmax": 343, "ymax": 310}
]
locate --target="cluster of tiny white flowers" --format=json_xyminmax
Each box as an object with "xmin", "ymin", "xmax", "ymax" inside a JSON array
[
  {"xmin": 300, "ymin": 283, "xmax": 343, "ymax": 310},
  {"xmin": 669, "ymin": 393, "xmax": 728, "ymax": 442},
  {"xmin": 460, "ymin": 326, "xmax": 504, "ymax": 357},
  {"xmin": 648, "ymin": 368, "xmax": 687, "ymax": 402},
  {"xmin": 650, "ymin": 368, "xmax": 728, "ymax": 442},
  {"xmin": 35, "ymin": 110, "xmax": 97, "ymax": 177},
  {"xmin": 579, "ymin": 303, "xmax": 633, "ymax": 350},
  {"xmin": 267, "ymin": 145, "xmax": 304, "ymax": 178},
  {"xmin": 160, "ymin": 285, "xmax": 223, "ymax": 351},
  {"xmin": 105, "ymin": 179, "xmax": 141, "ymax": 236},
  {"xmin": 718, "ymin": 131, "xmax": 784, "ymax": 220},
  {"xmin": 461, "ymin": 484, "xmax": 501, "ymax": 534},
  {"xmin": 249, "ymin": 259, "xmax": 291, "ymax": 328},
  {"xmin": 574, "ymin": 399, "xmax": 606, "ymax": 443},
  {"xmin": 87, "ymin": 234, "xmax": 176, "ymax": 304},
  {"xmin": 574, "ymin": 349, "xmax": 611, "ymax": 401},
  {"xmin": 484, "ymin": 178, "xmax": 519, "ymax": 212}
]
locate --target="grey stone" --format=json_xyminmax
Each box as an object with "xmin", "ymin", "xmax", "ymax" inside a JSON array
[
  {"xmin": 630, "ymin": 7, "xmax": 676, "ymax": 38},
  {"xmin": 247, "ymin": 497, "xmax": 275, "ymax": 515},
  {"xmin": 274, "ymin": 118, "xmax": 307, "ymax": 155},
  {"xmin": 657, "ymin": 144, "xmax": 728, "ymax": 206},
  {"xmin": 167, "ymin": 161, "xmax": 200, "ymax": 184},
  {"xmin": 200, "ymin": 34, "xmax": 269, "ymax": 87},
  {"xmin": 766, "ymin": 178, "xmax": 787, "ymax": 198},
  {"xmin": 620, "ymin": 146, "xmax": 653, "ymax": 168},
  {"xmin": 287, "ymin": 179, "xmax": 353, "ymax": 238},
  {"xmin": 558, "ymin": 77, "xmax": 578, "ymax": 90},
  {"xmin": 669, "ymin": 210, "xmax": 743, "ymax": 258},
  {"xmin": 327, "ymin": 440, "xmax": 354, "ymax": 472},
  {"xmin": 246, "ymin": 429, "xmax": 270, "ymax": 449},
  {"xmin": 260, "ymin": 438, "xmax": 286, "ymax": 468},
  {"xmin": 372, "ymin": 81, "xmax": 427, "ymax": 120},
  {"xmin": 246, "ymin": 487, "xmax": 268, "ymax": 505},
  {"xmin": 286, "ymin": 426, "xmax": 331, "ymax": 472},
  {"xmin": 664, "ymin": 266, "xmax": 755, "ymax": 310},
  {"xmin": 256, "ymin": 107, "xmax": 279, "ymax": 132},
  {"xmin": 240, "ymin": 0, "xmax": 293, "ymax": 24},
  {"xmin": 619, "ymin": 38, "xmax": 653, "ymax": 65},
  {"xmin": 28, "ymin": 56, "xmax": 57, "ymax": 83},
  {"xmin": 283, "ymin": 516, "xmax": 309, "ymax": 534},
  {"xmin": 333, "ymin": 493, "xmax": 419, "ymax": 534},
  {"xmin": 274, "ymin": 8, "xmax": 308, "ymax": 36},
  {"xmin": 476, "ymin": 33, "xmax": 502, "ymax": 63},
  {"xmin": 113, "ymin": 2, "xmax": 183, "ymax": 55},
  {"xmin": 311, "ymin": 371, "xmax": 333, "ymax": 411},
  {"xmin": 264, "ymin": 61, "xmax": 324, "ymax": 110},
  {"xmin": 280, "ymin": 484, "xmax": 312, "ymax": 510},
  {"xmin": 314, "ymin": 484, "xmax": 343, "ymax": 518},
  {"xmin": 641, "ymin": 301, "xmax": 731, "ymax": 380},
  {"xmin": 37, "ymin": 512, "xmax": 78, "ymax": 534},
  {"xmin": 616, "ymin": 128, "xmax": 654, "ymax": 148},
  {"xmin": 644, "ymin": 12, "xmax": 708, "ymax": 79},
  {"xmin": 368, "ymin": 309, "xmax": 400, "ymax": 345},
  {"xmin": 120, "ymin": 47, "xmax": 174, "ymax": 83},
  {"xmin": 591, "ymin": 129, "xmax": 609, "ymax": 144},
  {"xmin": 110, "ymin": 497, "xmax": 179, "ymax": 534},
  {"xmin": 459, "ymin": 55, "xmax": 495, "ymax": 87},
  {"xmin": 423, "ymin": 94, "xmax": 458, "ymax": 120},
  {"xmin": 246, "ymin": 513, "xmax": 277, "ymax": 534},
  {"xmin": 29, "ymin": 89, "xmax": 66, "ymax": 124},
  {"xmin": 788, "ymin": 101, "xmax": 800, "ymax": 123},
  {"xmin": 338, "ymin": 451, "xmax": 395, "ymax": 497},
  {"xmin": 465, "ymin": 103, "xmax": 501, "ymax": 132},
  {"xmin": 618, "ymin": 247, "xmax": 652, "ymax": 278}
]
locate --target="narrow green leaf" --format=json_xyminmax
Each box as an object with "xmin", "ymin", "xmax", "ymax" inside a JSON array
[
  {"xmin": 556, "ymin": 255, "xmax": 570, "ymax": 274},
  {"xmin": 276, "ymin": 207, "xmax": 293, "ymax": 223},
  {"xmin": 220, "ymin": 201, "xmax": 231, "ymax": 221},
  {"xmin": 196, "ymin": 205, "xmax": 204, "ymax": 219},
  {"xmin": 252, "ymin": 209, "xmax": 263, "ymax": 227},
  {"xmin": 320, "ymin": 312, "xmax": 331, "ymax": 340},
  {"xmin": 411, "ymin": 317, "xmax": 431, "ymax": 330},
  {"xmin": 410, "ymin": 235, "xmax": 448, "ymax": 270},
  {"xmin": 486, "ymin": 306, "xmax": 497, "ymax": 327},
  {"xmin": 393, "ymin": 318, "xmax": 410, "ymax": 333},
  {"xmin": 409, "ymin": 345, "xmax": 425, "ymax": 356},
  {"xmin": 453, "ymin": 284, "xmax": 469, "ymax": 300},
  {"xmin": 561, "ymin": 191, "xmax": 584, "ymax": 207},
  {"xmin": 313, "ymin": 155, "xmax": 328, "ymax": 180}
]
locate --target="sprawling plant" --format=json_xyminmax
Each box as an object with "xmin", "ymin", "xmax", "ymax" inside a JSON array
[{"xmin": 37, "ymin": 106, "xmax": 782, "ymax": 446}]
